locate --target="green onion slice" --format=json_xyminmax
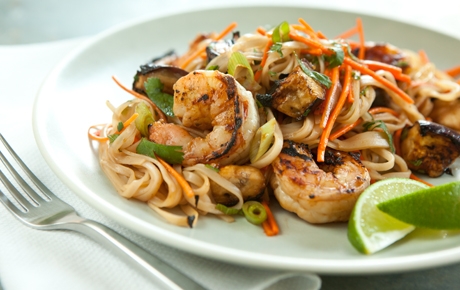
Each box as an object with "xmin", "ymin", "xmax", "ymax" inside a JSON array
[
  {"xmin": 135, "ymin": 102, "xmax": 155, "ymax": 137},
  {"xmin": 228, "ymin": 51, "xmax": 255, "ymax": 89},
  {"xmin": 249, "ymin": 118, "xmax": 276, "ymax": 163},
  {"xmin": 242, "ymin": 201, "xmax": 267, "ymax": 225},
  {"xmin": 272, "ymin": 21, "xmax": 291, "ymax": 43}
]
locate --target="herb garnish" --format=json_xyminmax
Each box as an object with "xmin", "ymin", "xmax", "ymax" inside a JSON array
[
  {"xmin": 144, "ymin": 78, "xmax": 175, "ymax": 117},
  {"xmin": 136, "ymin": 138, "xmax": 184, "ymax": 164},
  {"xmin": 363, "ymin": 120, "xmax": 395, "ymax": 153}
]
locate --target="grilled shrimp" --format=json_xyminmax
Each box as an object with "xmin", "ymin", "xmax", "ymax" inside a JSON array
[
  {"xmin": 149, "ymin": 70, "xmax": 259, "ymax": 166},
  {"xmin": 270, "ymin": 141, "xmax": 370, "ymax": 224}
]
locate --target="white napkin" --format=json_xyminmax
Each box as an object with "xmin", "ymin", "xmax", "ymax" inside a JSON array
[{"xmin": 0, "ymin": 40, "xmax": 320, "ymax": 290}]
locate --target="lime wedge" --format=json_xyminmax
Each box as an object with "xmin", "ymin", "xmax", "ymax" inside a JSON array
[
  {"xmin": 378, "ymin": 181, "xmax": 460, "ymax": 230},
  {"xmin": 348, "ymin": 178, "xmax": 429, "ymax": 254}
]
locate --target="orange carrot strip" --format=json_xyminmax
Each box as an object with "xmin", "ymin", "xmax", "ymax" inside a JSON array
[
  {"xmin": 418, "ymin": 49, "xmax": 430, "ymax": 64},
  {"xmin": 256, "ymin": 26, "xmax": 267, "ymax": 36},
  {"xmin": 362, "ymin": 60, "xmax": 411, "ymax": 83},
  {"xmin": 88, "ymin": 113, "xmax": 138, "ymax": 143},
  {"xmin": 317, "ymin": 65, "xmax": 353, "ymax": 162},
  {"xmin": 180, "ymin": 22, "xmax": 237, "ymax": 69},
  {"xmin": 156, "ymin": 156, "xmax": 195, "ymax": 198},
  {"xmin": 298, "ymin": 18, "xmax": 319, "ymax": 40},
  {"xmin": 363, "ymin": 60, "xmax": 402, "ymax": 75},
  {"xmin": 445, "ymin": 65, "xmax": 460, "ymax": 78},
  {"xmin": 347, "ymin": 83, "xmax": 355, "ymax": 103},
  {"xmin": 261, "ymin": 201, "xmax": 279, "ymax": 236},
  {"xmin": 329, "ymin": 118, "xmax": 362, "ymax": 141},
  {"xmin": 344, "ymin": 57, "xmax": 414, "ymax": 104},
  {"xmin": 121, "ymin": 112, "xmax": 139, "ymax": 131},
  {"xmin": 393, "ymin": 128, "xmax": 403, "ymax": 156},
  {"xmin": 88, "ymin": 124, "xmax": 110, "ymax": 142},
  {"xmin": 288, "ymin": 31, "xmax": 324, "ymax": 50},
  {"xmin": 410, "ymin": 173, "xmax": 434, "ymax": 187},
  {"xmin": 300, "ymin": 48, "xmax": 324, "ymax": 56},
  {"xmin": 320, "ymin": 66, "xmax": 340, "ymax": 128},
  {"xmin": 368, "ymin": 107, "xmax": 400, "ymax": 117},
  {"xmin": 254, "ymin": 39, "xmax": 273, "ymax": 81},
  {"xmin": 335, "ymin": 26, "xmax": 358, "ymax": 39},
  {"xmin": 214, "ymin": 22, "xmax": 237, "ymax": 40},
  {"xmin": 356, "ymin": 18, "xmax": 365, "ymax": 59},
  {"xmin": 112, "ymin": 76, "xmax": 167, "ymax": 121},
  {"xmin": 316, "ymin": 31, "xmax": 327, "ymax": 39}
]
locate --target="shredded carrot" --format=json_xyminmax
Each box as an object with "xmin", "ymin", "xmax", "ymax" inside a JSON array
[
  {"xmin": 298, "ymin": 18, "xmax": 319, "ymax": 40},
  {"xmin": 363, "ymin": 60, "xmax": 401, "ymax": 75},
  {"xmin": 112, "ymin": 76, "xmax": 167, "ymax": 121},
  {"xmin": 335, "ymin": 26, "xmax": 358, "ymax": 39},
  {"xmin": 344, "ymin": 57, "xmax": 414, "ymax": 104},
  {"xmin": 362, "ymin": 60, "xmax": 411, "ymax": 83},
  {"xmin": 122, "ymin": 112, "xmax": 139, "ymax": 130},
  {"xmin": 288, "ymin": 31, "xmax": 324, "ymax": 50},
  {"xmin": 254, "ymin": 39, "xmax": 273, "ymax": 81},
  {"xmin": 445, "ymin": 64, "xmax": 460, "ymax": 78},
  {"xmin": 88, "ymin": 124, "xmax": 110, "ymax": 142},
  {"xmin": 347, "ymin": 84, "xmax": 355, "ymax": 103},
  {"xmin": 320, "ymin": 66, "xmax": 340, "ymax": 128},
  {"xmin": 356, "ymin": 18, "xmax": 365, "ymax": 59},
  {"xmin": 393, "ymin": 128, "xmax": 403, "ymax": 156},
  {"xmin": 410, "ymin": 173, "xmax": 434, "ymax": 187},
  {"xmin": 156, "ymin": 156, "xmax": 195, "ymax": 198},
  {"xmin": 316, "ymin": 30, "xmax": 327, "ymax": 39},
  {"xmin": 180, "ymin": 22, "xmax": 237, "ymax": 69},
  {"xmin": 418, "ymin": 49, "xmax": 430, "ymax": 64},
  {"xmin": 300, "ymin": 48, "xmax": 324, "ymax": 56},
  {"xmin": 256, "ymin": 26, "xmax": 267, "ymax": 36},
  {"xmin": 329, "ymin": 118, "xmax": 362, "ymax": 141},
  {"xmin": 261, "ymin": 201, "xmax": 279, "ymax": 236},
  {"xmin": 317, "ymin": 65, "xmax": 353, "ymax": 162},
  {"xmin": 214, "ymin": 22, "xmax": 237, "ymax": 40},
  {"xmin": 88, "ymin": 113, "xmax": 139, "ymax": 143},
  {"xmin": 368, "ymin": 107, "xmax": 400, "ymax": 117}
]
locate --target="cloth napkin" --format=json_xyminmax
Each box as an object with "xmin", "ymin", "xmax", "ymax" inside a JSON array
[{"xmin": 0, "ymin": 39, "xmax": 320, "ymax": 290}]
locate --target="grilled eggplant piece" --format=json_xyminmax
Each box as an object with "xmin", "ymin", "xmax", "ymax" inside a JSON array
[
  {"xmin": 271, "ymin": 65, "xmax": 326, "ymax": 119},
  {"xmin": 133, "ymin": 64, "xmax": 188, "ymax": 95},
  {"xmin": 206, "ymin": 32, "xmax": 239, "ymax": 63},
  {"xmin": 354, "ymin": 42, "xmax": 408, "ymax": 68},
  {"xmin": 210, "ymin": 165, "xmax": 265, "ymax": 207},
  {"xmin": 400, "ymin": 120, "xmax": 460, "ymax": 177}
]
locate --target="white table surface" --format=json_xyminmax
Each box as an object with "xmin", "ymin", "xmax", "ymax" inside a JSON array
[{"xmin": 1, "ymin": 1, "xmax": 460, "ymax": 289}]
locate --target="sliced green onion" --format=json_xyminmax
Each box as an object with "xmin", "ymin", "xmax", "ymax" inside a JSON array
[
  {"xmin": 242, "ymin": 201, "xmax": 267, "ymax": 225},
  {"xmin": 249, "ymin": 118, "xmax": 276, "ymax": 163},
  {"xmin": 135, "ymin": 102, "xmax": 155, "ymax": 137},
  {"xmin": 271, "ymin": 21, "xmax": 291, "ymax": 43},
  {"xmin": 227, "ymin": 51, "xmax": 255, "ymax": 89},
  {"xmin": 216, "ymin": 204, "xmax": 242, "ymax": 215}
]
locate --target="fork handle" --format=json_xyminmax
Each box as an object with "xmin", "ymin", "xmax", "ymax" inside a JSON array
[{"xmin": 64, "ymin": 218, "xmax": 205, "ymax": 290}]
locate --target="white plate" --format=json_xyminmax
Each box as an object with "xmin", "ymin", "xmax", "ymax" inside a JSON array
[{"xmin": 33, "ymin": 5, "xmax": 460, "ymax": 274}]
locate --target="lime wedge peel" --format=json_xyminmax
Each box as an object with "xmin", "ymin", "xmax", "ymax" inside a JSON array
[
  {"xmin": 378, "ymin": 181, "xmax": 460, "ymax": 230},
  {"xmin": 348, "ymin": 178, "xmax": 429, "ymax": 255}
]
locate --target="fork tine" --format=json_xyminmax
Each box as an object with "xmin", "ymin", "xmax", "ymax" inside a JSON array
[
  {"xmin": 0, "ymin": 134, "xmax": 56, "ymax": 202},
  {"xmin": 0, "ymin": 150, "xmax": 45, "ymax": 205},
  {"xmin": 0, "ymin": 170, "xmax": 31, "ymax": 212}
]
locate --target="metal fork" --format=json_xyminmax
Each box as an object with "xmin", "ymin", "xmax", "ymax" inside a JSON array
[{"xmin": 0, "ymin": 134, "xmax": 205, "ymax": 290}]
